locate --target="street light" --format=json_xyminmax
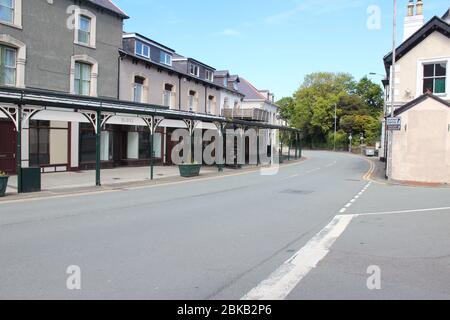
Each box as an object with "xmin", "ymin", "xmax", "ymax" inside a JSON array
[{"xmin": 333, "ymin": 103, "xmax": 337, "ymax": 152}]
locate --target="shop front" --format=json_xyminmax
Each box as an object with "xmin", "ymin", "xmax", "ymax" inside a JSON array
[{"xmin": 79, "ymin": 123, "xmax": 163, "ymax": 170}]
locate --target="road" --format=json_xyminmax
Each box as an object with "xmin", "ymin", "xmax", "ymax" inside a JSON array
[{"xmin": 0, "ymin": 151, "xmax": 449, "ymax": 300}]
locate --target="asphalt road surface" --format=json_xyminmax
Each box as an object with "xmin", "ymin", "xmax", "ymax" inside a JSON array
[{"xmin": 0, "ymin": 151, "xmax": 449, "ymax": 300}]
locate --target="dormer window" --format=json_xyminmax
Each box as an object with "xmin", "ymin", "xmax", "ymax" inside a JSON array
[
  {"xmin": 189, "ymin": 64, "xmax": 199, "ymax": 77},
  {"xmin": 423, "ymin": 63, "xmax": 446, "ymax": 94},
  {"xmin": 136, "ymin": 41, "xmax": 150, "ymax": 59},
  {"xmin": 223, "ymin": 78, "xmax": 228, "ymax": 87},
  {"xmin": 205, "ymin": 70, "xmax": 214, "ymax": 82},
  {"xmin": 160, "ymin": 51, "xmax": 172, "ymax": 66}
]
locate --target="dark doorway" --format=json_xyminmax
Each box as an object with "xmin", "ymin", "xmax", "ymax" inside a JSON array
[{"xmin": 0, "ymin": 120, "xmax": 17, "ymax": 174}]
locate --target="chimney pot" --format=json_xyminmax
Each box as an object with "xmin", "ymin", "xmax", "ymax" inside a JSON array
[
  {"xmin": 407, "ymin": 0, "xmax": 414, "ymax": 17},
  {"xmin": 416, "ymin": 0, "xmax": 424, "ymax": 16}
]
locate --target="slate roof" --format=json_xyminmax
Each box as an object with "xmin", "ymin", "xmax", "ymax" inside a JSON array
[
  {"xmin": 443, "ymin": 8, "xmax": 449, "ymax": 20},
  {"xmin": 393, "ymin": 93, "xmax": 450, "ymax": 117},
  {"xmin": 237, "ymin": 78, "xmax": 270, "ymax": 101},
  {"xmin": 88, "ymin": 0, "xmax": 129, "ymax": 18},
  {"xmin": 384, "ymin": 16, "xmax": 449, "ymax": 73}
]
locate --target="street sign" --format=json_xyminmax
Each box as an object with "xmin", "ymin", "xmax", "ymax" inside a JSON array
[{"xmin": 387, "ymin": 117, "xmax": 401, "ymax": 131}]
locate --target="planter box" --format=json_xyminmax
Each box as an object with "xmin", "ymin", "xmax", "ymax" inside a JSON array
[
  {"xmin": 178, "ymin": 164, "xmax": 201, "ymax": 178},
  {"xmin": 0, "ymin": 176, "xmax": 9, "ymax": 197}
]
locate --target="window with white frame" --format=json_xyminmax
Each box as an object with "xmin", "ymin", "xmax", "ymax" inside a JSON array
[
  {"xmin": 160, "ymin": 51, "xmax": 172, "ymax": 66},
  {"xmin": 74, "ymin": 9, "xmax": 95, "ymax": 47},
  {"xmin": 423, "ymin": 63, "xmax": 447, "ymax": 94},
  {"xmin": 188, "ymin": 90, "xmax": 196, "ymax": 111},
  {"xmin": 163, "ymin": 83, "xmax": 174, "ymax": 107},
  {"xmin": 133, "ymin": 76, "xmax": 145, "ymax": 103},
  {"xmin": 74, "ymin": 62, "xmax": 92, "ymax": 96},
  {"xmin": 0, "ymin": 44, "xmax": 16, "ymax": 86},
  {"xmin": 78, "ymin": 15, "xmax": 91, "ymax": 46},
  {"xmin": 136, "ymin": 41, "xmax": 150, "ymax": 59},
  {"xmin": 189, "ymin": 64, "xmax": 199, "ymax": 77},
  {"xmin": 205, "ymin": 70, "xmax": 214, "ymax": 82},
  {"xmin": 208, "ymin": 96, "xmax": 215, "ymax": 114},
  {"xmin": 0, "ymin": 0, "xmax": 14, "ymax": 24},
  {"xmin": 223, "ymin": 77, "xmax": 228, "ymax": 87}
]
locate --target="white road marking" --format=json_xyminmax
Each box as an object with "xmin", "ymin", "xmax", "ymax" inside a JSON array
[
  {"xmin": 356, "ymin": 206, "xmax": 450, "ymax": 217},
  {"xmin": 306, "ymin": 168, "xmax": 321, "ymax": 174},
  {"xmin": 241, "ymin": 214, "xmax": 356, "ymax": 301},
  {"xmin": 242, "ymin": 182, "xmax": 372, "ymax": 301}
]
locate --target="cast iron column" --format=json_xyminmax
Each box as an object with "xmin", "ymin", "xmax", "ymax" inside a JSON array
[{"xmin": 95, "ymin": 110, "xmax": 101, "ymax": 187}]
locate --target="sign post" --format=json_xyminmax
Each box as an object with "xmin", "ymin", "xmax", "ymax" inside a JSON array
[{"xmin": 387, "ymin": 117, "xmax": 401, "ymax": 131}]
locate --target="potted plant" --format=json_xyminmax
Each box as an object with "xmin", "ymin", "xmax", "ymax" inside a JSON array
[
  {"xmin": 178, "ymin": 161, "xmax": 202, "ymax": 178},
  {"xmin": 0, "ymin": 171, "xmax": 9, "ymax": 197}
]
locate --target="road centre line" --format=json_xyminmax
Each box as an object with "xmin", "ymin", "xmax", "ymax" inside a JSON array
[
  {"xmin": 241, "ymin": 214, "xmax": 356, "ymax": 300},
  {"xmin": 242, "ymin": 181, "xmax": 372, "ymax": 300}
]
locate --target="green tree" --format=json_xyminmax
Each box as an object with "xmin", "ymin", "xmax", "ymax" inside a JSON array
[
  {"xmin": 281, "ymin": 72, "xmax": 384, "ymax": 149},
  {"xmin": 276, "ymin": 97, "xmax": 295, "ymax": 122},
  {"xmin": 354, "ymin": 76, "xmax": 384, "ymax": 117}
]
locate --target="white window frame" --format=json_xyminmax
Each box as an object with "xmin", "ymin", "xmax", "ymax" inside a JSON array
[
  {"xmin": 78, "ymin": 15, "xmax": 91, "ymax": 46},
  {"xmin": 207, "ymin": 96, "xmax": 215, "ymax": 114},
  {"xmin": 189, "ymin": 64, "xmax": 200, "ymax": 77},
  {"xmin": 423, "ymin": 62, "xmax": 447, "ymax": 95},
  {"xmin": 162, "ymin": 83, "xmax": 175, "ymax": 108},
  {"xmin": 74, "ymin": 8, "xmax": 96, "ymax": 48},
  {"xmin": 135, "ymin": 41, "xmax": 150, "ymax": 59},
  {"xmin": 0, "ymin": 45, "xmax": 16, "ymax": 86},
  {"xmin": 70, "ymin": 55, "xmax": 98, "ymax": 97},
  {"xmin": 132, "ymin": 75, "xmax": 147, "ymax": 103},
  {"xmin": 74, "ymin": 61, "xmax": 92, "ymax": 96},
  {"xmin": 416, "ymin": 57, "xmax": 450, "ymax": 99},
  {"xmin": 0, "ymin": 0, "xmax": 21, "ymax": 29},
  {"xmin": 0, "ymin": 34, "xmax": 25, "ymax": 87},
  {"xmin": 160, "ymin": 51, "xmax": 172, "ymax": 66},
  {"xmin": 205, "ymin": 70, "xmax": 214, "ymax": 82}
]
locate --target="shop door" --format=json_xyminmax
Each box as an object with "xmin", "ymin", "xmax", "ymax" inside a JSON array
[{"xmin": 0, "ymin": 121, "xmax": 17, "ymax": 174}]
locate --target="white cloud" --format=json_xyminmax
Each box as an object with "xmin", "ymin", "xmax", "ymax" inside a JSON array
[
  {"xmin": 217, "ymin": 28, "xmax": 241, "ymax": 37},
  {"xmin": 265, "ymin": 0, "xmax": 364, "ymax": 24}
]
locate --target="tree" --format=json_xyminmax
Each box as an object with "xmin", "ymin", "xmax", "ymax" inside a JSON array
[
  {"xmin": 281, "ymin": 72, "xmax": 384, "ymax": 149},
  {"xmin": 276, "ymin": 97, "xmax": 295, "ymax": 122},
  {"xmin": 354, "ymin": 76, "xmax": 384, "ymax": 117}
]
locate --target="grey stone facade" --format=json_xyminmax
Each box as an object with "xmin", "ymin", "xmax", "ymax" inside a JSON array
[{"xmin": 0, "ymin": 0, "xmax": 126, "ymax": 98}]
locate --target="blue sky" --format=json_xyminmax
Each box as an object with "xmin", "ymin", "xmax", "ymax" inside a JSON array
[{"xmin": 114, "ymin": 0, "xmax": 449, "ymax": 99}]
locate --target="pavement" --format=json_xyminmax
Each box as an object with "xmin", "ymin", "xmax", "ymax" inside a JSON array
[{"xmin": 0, "ymin": 150, "xmax": 449, "ymax": 300}]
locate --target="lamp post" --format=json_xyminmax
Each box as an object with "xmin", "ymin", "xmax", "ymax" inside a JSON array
[
  {"xmin": 333, "ymin": 103, "xmax": 337, "ymax": 151},
  {"xmin": 386, "ymin": 0, "xmax": 398, "ymax": 179}
]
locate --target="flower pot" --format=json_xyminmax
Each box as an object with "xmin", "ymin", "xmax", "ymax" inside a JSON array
[
  {"xmin": 178, "ymin": 164, "xmax": 201, "ymax": 178},
  {"xmin": 0, "ymin": 176, "xmax": 9, "ymax": 197}
]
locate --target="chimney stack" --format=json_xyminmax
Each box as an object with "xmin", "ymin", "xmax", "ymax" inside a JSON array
[{"xmin": 403, "ymin": 0, "xmax": 425, "ymax": 42}]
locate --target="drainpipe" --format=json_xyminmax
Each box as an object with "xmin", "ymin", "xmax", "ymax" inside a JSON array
[
  {"xmin": 205, "ymin": 85, "xmax": 207, "ymax": 114},
  {"xmin": 117, "ymin": 55, "xmax": 121, "ymax": 100},
  {"xmin": 178, "ymin": 75, "xmax": 182, "ymax": 110}
]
